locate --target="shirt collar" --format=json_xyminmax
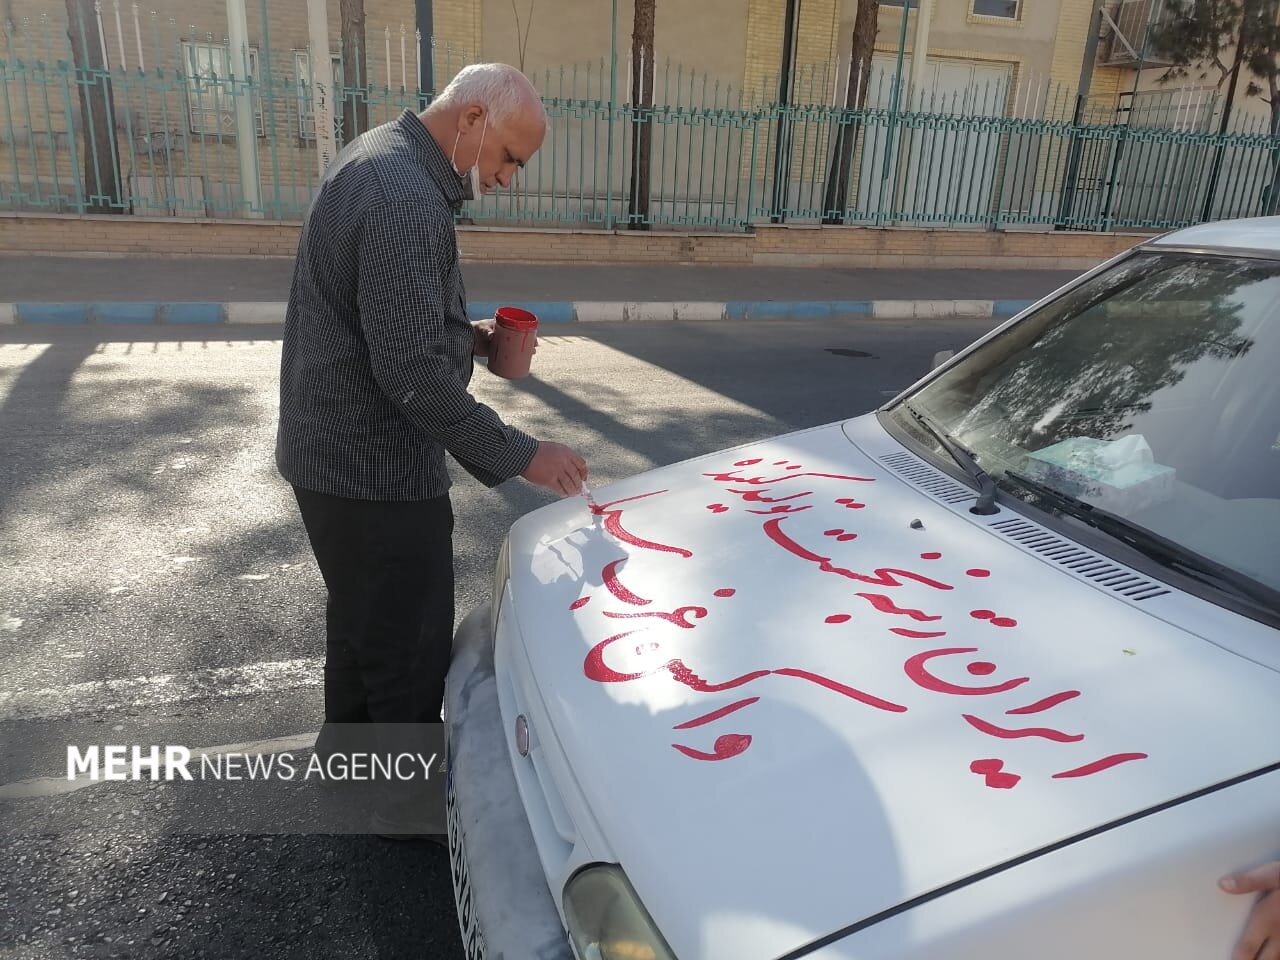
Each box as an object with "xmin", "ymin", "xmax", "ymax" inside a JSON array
[{"xmin": 397, "ymin": 109, "xmax": 467, "ymax": 207}]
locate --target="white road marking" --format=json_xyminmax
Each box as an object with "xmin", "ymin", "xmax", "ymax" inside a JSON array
[{"xmin": 0, "ymin": 657, "xmax": 323, "ymax": 721}]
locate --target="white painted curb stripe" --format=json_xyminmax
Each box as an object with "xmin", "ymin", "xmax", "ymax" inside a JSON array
[
  {"xmin": 951, "ymin": 299, "xmax": 995, "ymax": 317},
  {"xmin": 674, "ymin": 302, "xmax": 728, "ymax": 321},
  {"xmin": 225, "ymin": 301, "xmax": 287, "ymax": 324},
  {"xmin": 0, "ymin": 303, "xmax": 15, "ymax": 325},
  {"xmin": 624, "ymin": 301, "xmax": 677, "ymax": 323},
  {"xmin": 573, "ymin": 301, "xmax": 626, "ymax": 322},
  {"xmin": 872, "ymin": 299, "xmax": 995, "ymax": 319}
]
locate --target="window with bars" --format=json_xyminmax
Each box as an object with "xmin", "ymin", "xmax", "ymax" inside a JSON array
[{"xmin": 182, "ymin": 41, "xmax": 264, "ymax": 137}]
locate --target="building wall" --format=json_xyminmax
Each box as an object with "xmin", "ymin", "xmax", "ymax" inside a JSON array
[
  {"xmin": 0, "ymin": 0, "xmax": 425, "ymax": 218},
  {"xmin": 434, "ymin": 0, "xmax": 482, "ymax": 80},
  {"xmin": 2, "ymin": 0, "xmax": 421, "ymax": 73},
  {"xmin": 1047, "ymin": 0, "xmax": 1129, "ymax": 108},
  {"xmin": 860, "ymin": 0, "xmax": 1053, "ymax": 87},
  {"xmin": 479, "ymin": 0, "xmax": 749, "ymax": 100},
  {"xmin": 1, "ymin": 0, "xmax": 1228, "ymax": 229}
]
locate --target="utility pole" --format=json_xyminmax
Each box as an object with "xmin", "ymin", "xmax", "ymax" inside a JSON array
[
  {"xmin": 307, "ymin": 0, "xmax": 338, "ymax": 176},
  {"xmin": 416, "ymin": 0, "xmax": 433, "ymax": 106},
  {"xmin": 908, "ymin": 0, "xmax": 932, "ymax": 105},
  {"xmin": 226, "ymin": 0, "xmax": 262, "ymax": 217}
]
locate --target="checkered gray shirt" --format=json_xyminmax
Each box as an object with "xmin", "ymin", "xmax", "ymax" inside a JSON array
[{"xmin": 276, "ymin": 109, "xmax": 538, "ymax": 500}]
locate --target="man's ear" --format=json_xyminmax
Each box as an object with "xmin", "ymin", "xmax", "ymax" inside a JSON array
[{"xmin": 457, "ymin": 104, "xmax": 486, "ymax": 134}]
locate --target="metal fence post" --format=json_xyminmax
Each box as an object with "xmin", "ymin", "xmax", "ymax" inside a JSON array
[{"xmin": 876, "ymin": 0, "xmax": 912, "ymax": 226}]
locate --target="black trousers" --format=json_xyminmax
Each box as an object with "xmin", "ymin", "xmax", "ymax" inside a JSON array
[{"xmin": 292, "ymin": 486, "xmax": 455, "ymax": 737}]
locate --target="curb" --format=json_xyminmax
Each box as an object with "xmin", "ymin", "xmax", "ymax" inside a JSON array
[{"xmin": 0, "ymin": 299, "xmax": 1036, "ymax": 326}]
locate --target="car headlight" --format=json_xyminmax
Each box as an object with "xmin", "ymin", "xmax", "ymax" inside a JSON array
[
  {"xmin": 563, "ymin": 864, "xmax": 676, "ymax": 960},
  {"xmin": 489, "ymin": 534, "xmax": 511, "ymax": 641}
]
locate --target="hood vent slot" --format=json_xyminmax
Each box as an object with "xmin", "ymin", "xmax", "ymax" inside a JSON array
[
  {"xmin": 877, "ymin": 450, "xmax": 1169, "ymax": 602},
  {"xmin": 989, "ymin": 517, "xmax": 1171, "ymax": 601},
  {"xmin": 879, "ymin": 451, "xmax": 977, "ymax": 505}
]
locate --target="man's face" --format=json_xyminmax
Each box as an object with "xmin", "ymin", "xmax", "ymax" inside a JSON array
[{"xmin": 467, "ymin": 107, "xmax": 546, "ymax": 194}]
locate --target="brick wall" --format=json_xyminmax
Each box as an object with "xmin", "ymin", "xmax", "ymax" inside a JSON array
[
  {"xmin": 742, "ymin": 0, "xmax": 839, "ymax": 103},
  {"xmin": 741, "ymin": 0, "xmax": 839, "ymax": 190},
  {"xmin": 1047, "ymin": 0, "xmax": 1129, "ymax": 106},
  {"xmin": 1048, "ymin": 0, "xmax": 1095, "ymax": 93},
  {"xmin": 431, "ymin": 0, "xmax": 481, "ymax": 84},
  {"xmin": 750, "ymin": 223, "xmax": 1142, "ymax": 269},
  {"xmin": 743, "ymin": 0, "xmax": 785, "ymax": 105},
  {"xmin": 0, "ymin": 213, "xmax": 1149, "ymax": 270}
]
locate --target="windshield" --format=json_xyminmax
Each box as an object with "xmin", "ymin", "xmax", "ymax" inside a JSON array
[{"xmin": 888, "ymin": 250, "xmax": 1280, "ymax": 603}]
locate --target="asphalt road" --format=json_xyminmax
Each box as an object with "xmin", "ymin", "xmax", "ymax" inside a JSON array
[
  {"xmin": 0, "ymin": 255, "xmax": 1081, "ymax": 305},
  {"xmin": 0, "ymin": 315, "xmax": 1000, "ymax": 960}
]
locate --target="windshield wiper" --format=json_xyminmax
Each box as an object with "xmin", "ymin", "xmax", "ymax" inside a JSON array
[
  {"xmin": 902, "ymin": 402, "xmax": 999, "ymax": 515},
  {"xmin": 1001, "ymin": 470, "xmax": 1280, "ymax": 613}
]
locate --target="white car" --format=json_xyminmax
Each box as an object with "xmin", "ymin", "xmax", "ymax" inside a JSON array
[{"xmin": 445, "ymin": 218, "xmax": 1280, "ymax": 960}]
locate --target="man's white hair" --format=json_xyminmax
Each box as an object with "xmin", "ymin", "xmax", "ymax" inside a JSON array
[{"xmin": 431, "ymin": 63, "xmax": 545, "ymax": 126}]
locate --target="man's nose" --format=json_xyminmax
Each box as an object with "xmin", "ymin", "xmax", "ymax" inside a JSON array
[{"xmin": 496, "ymin": 168, "xmax": 513, "ymax": 188}]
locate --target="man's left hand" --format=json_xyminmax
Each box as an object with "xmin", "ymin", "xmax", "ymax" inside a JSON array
[
  {"xmin": 471, "ymin": 318, "xmax": 539, "ymax": 360},
  {"xmin": 1221, "ymin": 861, "xmax": 1280, "ymax": 960},
  {"xmin": 471, "ymin": 319, "xmax": 496, "ymax": 358}
]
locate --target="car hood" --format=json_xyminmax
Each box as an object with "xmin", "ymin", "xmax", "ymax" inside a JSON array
[{"xmin": 503, "ymin": 416, "xmax": 1280, "ymax": 960}]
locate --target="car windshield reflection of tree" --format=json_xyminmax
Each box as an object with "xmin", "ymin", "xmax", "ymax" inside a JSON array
[
  {"xmin": 938, "ymin": 255, "xmax": 1260, "ymax": 452},
  {"xmin": 901, "ymin": 252, "xmax": 1280, "ymax": 598}
]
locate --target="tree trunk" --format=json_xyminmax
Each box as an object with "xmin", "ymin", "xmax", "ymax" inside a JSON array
[
  {"xmin": 65, "ymin": 0, "xmax": 124, "ymax": 212},
  {"xmin": 627, "ymin": 0, "xmax": 655, "ymax": 230},
  {"xmin": 1200, "ymin": 15, "xmax": 1249, "ymax": 222},
  {"xmin": 340, "ymin": 0, "xmax": 369, "ymax": 144},
  {"xmin": 822, "ymin": 0, "xmax": 878, "ymax": 224},
  {"xmin": 1264, "ymin": 80, "xmax": 1280, "ymax": 215}
]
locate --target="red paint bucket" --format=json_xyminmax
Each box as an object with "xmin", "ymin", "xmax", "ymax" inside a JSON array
[{"xmin": 487, "ymin": 306, "xmax": 538, "ymax": 380}]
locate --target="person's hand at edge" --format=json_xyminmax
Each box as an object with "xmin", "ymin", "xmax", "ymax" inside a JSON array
[{"xmin": 1221, "ymin": 861, "xmax": 1280, "ymax": 960}]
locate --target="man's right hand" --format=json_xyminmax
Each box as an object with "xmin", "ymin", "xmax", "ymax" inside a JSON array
[{"xmin": 521, "ymin": 442, "xmax": 589, "ymax": 497}]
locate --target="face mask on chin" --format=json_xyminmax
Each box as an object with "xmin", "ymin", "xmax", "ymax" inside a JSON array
[{"xmin": 451, "ymin": 114, "xmax": 488, "ymax": 201}]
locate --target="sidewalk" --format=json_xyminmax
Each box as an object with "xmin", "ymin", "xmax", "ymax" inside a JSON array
[{"xmin": 0, "ymin": 255, "xmax": 1082, "ymax": 324}]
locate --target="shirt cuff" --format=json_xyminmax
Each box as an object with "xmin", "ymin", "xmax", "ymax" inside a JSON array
[{"xmin": 454, "ymin": 427, "xmax": 539, "ymax": 488}]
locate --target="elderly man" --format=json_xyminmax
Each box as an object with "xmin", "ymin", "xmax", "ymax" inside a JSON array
[{"xmin": 276, "ymin": 64, "xmax": 587, "ymax": 817}]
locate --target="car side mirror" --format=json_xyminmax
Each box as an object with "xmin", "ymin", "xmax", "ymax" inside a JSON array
[{"xmin": 930, "ymin": 349, "xmax": 955, "ymax": 371}]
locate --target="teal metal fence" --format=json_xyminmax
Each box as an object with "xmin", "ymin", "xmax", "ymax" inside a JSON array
[{"xmin": 3, "ymin": 7, "xmax": 1280, "ymax": 232}]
